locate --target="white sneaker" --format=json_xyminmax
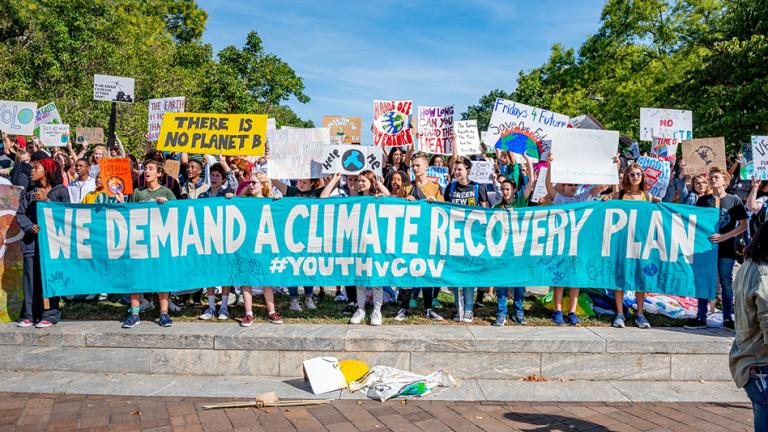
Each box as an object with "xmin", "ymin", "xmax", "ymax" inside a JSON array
[
  {"xmin": 217, "ymin": 308, "xmax": 230, "ymax": 320},
  {"xmin": 370, "ymin": 310, "xmax": 383, "ymax": 326},
  {"xmin": 462, "ymin": 310, "xmax": 474, "ymax": 323},
  {"xmin": 394, "ymin": 308, "xmax": 408, "ymax": 322},
  {"xmin": 305, "ymin": 298, "xmax": 317, "ymax": 310},
  {"xmin": 335, "ymin": 294, "xmax": 348, "ymax": 303},
  {"xmin": 349, "ymin": 309, "xmax": 366, "ymax": 325},
  {"xmin": 289, "ymin": 299, "xmax": 303, "ymax": 312},
  {"xmin": 198, "ymin": 307, "xmax": 216, "ymax": 320}
]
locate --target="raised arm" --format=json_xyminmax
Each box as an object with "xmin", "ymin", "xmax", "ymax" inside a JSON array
[
  {"xmin": 270, "ymin": 178, "xmax": 288, "ymax": 196},
  {"xmin": 747, "ymin": 178, "xmax": 763, "ymax": 213},
  {"xmin": 320, "ymin": 173, "xmax": 342, "ymax": 198},
  {"xmin": 545, "ymin": 154, "xmax": 556, "ymax": 200},
  {"xmin": 375, "ymin": 176, "xmax": 391, "ymax": 196}
]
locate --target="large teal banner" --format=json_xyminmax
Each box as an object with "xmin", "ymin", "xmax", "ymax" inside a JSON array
[{"xmin": 37, "ymin": 197, "xmax": 719, "ymax": 298}]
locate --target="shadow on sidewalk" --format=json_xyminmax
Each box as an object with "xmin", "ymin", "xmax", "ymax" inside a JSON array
[{"xmin": 504, "ymin": 411, "xmax": 612, "ymax": 431}]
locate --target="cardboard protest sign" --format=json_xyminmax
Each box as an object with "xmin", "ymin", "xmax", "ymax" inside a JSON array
[
  {"xmin": 417, "ymin": 105, "xmax": 454, "ymax": 154},
  {"xmin": 639, "ymin": 108, "xmax": 692, "ymax": 142},
  {"xmin": 147, "ymin": 97, "xmax": 185, "ymax": 142},
  {"xmin": 321, "ymin": 145, "xmax": 383, "ymax": 175},
  {"xmin": 751, "ymin": 136, "xmax": 768, "ymax": 180},
  {"xmin": 550, "ymin": 128, "xmax": 620, "ymax": 185},
  {"xmin": 39, "ymin": 124, "xmax": 70, "ymax": 147},
  {"xmin": 629, "ymin": 142, "xmax": 641, "ymax": 159},
  {"xmin": 157, "ymin": 112, "xmax": 267, "ymax": 156},
  {"xmin": 468, "ymin": 160, "xmax": 495, "ymax": 184},
  {"xmin": 323, "ymin": 116, "xmax": 362, "ymax": 144},
  {"xmin": 531, "ymin": 166, "xmax": 549, "ymax": 203},
  {"xmin": 740, "ymin": 143, "xmax": 754, "ymax": 180},
  {"xmin": 682, "ymin": 137, "xmax": 726, "ymax": 175},
  {"xmin": 373, "ymin": 100, "xmax": 413, "ymax": 147},
  {"xmin": 75, "ymin": 127, "xmax": 105, "ymax": 145},
  {"xmin": 98, "ymin": 158, "xmax": 133, "ymax": 196},
  {"xmin": 163, "ymin": 159, "xmax": 181, "ymax": 180},
  {"xmin": 267, "ymin": 128, "xmax": 328, "ymax": 179},
  {"xmin": 636, "ymin": 156, "xmax": 671, "ymax": 199},
  {"xmin": 454, "ymin": 120, "xmax": 481, "ymax": 155},
  {"xmin": 0, "ymin": 100, "xmax": 36, "ymax": 136},
  {"xmin": 34, "ymin": 102, "xmax": 62, "ymax": 137},
  {"xmin": 651, "ymin": 136, "xmax": 679, "ymax": 162},
  {"xmin": 93, "ymin": 74, "xmax": 135, "ymax": 103},
  {"xmin": 488, "ymin": 98, "xmax": 569, "ymax": 160}
]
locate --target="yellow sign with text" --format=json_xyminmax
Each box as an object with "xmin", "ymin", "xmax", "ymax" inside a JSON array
[{"xmin": 157, "ymin": 112, "xmax": 267, "ymax": 156}]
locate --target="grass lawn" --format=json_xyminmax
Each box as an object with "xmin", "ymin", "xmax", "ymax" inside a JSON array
[{"xmin": 60, "ymin": 288, "xmax": 684, "ymax": 327}]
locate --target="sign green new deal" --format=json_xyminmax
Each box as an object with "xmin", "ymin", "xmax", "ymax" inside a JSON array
[{"xmin": 37, "ymin": 198, "xmax": 718, "ymax": 298}]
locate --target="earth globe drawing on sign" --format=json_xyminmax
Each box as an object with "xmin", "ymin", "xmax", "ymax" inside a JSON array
[
  {"xmin": 377, "ymin": 111, "xmax": 406, "ymax": 134},
  {"xmin": 106, "ymin": 176, "xmax": 125, "ymax": 194},
  {"xmin": 16, "ymin": 108, "xmax": 34, "ymax": 125},
  {"xmin": 692, "ymin": 145, "xmax": 716, "ymax": 166},
  {"xmin": 341, "ymin": 149, "xmax": 365, "ymax": 172},
  {"xmin": 60, "ymin": 132, "xmax": 69, "ymax": 145},
  {"xmin": 495, "ymin": 128, "xmax": 540, "ymax": 158}
]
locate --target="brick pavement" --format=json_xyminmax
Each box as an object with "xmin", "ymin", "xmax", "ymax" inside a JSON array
[{"xmin": 0, "ymin": 392, "xmax": 755, "ymax": 432}]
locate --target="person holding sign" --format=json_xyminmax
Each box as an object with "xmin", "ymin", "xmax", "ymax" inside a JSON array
[
  {"xmin": 685, "ymin": 167, "xmax": 747, "ymax": 331},
  {"xmin": 676, "ymin": 160, "xmax": 711, "ymax": 206},
  {"xmin": 15, "ymin": 157, "xmax": 70, "ymax": 328},
  {"xmin": 544, "ymin": 152, "xmax": 607, "ymax": 326},
  {"xmin": 322, "ymin": 171, "xmax": 390, "ymax": 326},
  {"xmin": 444, "ymin": 156, "xmax": 489, "ymax": 323},
  {"xmin": 395, "ymin": 152, "xmax": 445, "ymax": 322},
  {"xmin": 239, "ymin": 172, "xmax": 283, "ymax": 326},
  {"xmin": 492, "ymin": 161, "xmax": 536, "ymax": 326},
  {"xmin": 603, "ymin": 163, "xmax": 659, "ymax": 329},
  {"xmin": 120, "ymin": 160, "xmax": 176, "ymax": 329}
]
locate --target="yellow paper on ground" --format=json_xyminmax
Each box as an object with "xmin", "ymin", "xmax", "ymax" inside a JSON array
[{"xmin": 157, "ymin": 112, "xmax": 267, "ymax": 156}]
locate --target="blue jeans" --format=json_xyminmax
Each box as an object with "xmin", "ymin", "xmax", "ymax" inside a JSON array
[
  {"xmin": 745, "ymin": 367, "xmax": 768, "ymax": 432},
  {"xmin": 452, "ymin": 287, "xmax": 476, "ymax": 311},
  {"xmin": 697, "ymin": 257, "xmax": 735, "ymax": 321},
  {"xmin": 497, "ymin": 287, "xmax": 525, "ymax": 319},
  {"xmin": 288, "ymin": 286, "xmax": 312, "ymax": 299}
]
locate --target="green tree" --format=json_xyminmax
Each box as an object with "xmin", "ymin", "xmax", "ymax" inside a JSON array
[{"xmin": 0, "ymin": 0, "xmax": 312, "ymax": 156}]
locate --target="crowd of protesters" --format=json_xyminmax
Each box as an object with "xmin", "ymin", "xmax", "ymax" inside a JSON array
[{"xmin": 1, "ymin": 130, "xmax": 764, "ymax": 335}]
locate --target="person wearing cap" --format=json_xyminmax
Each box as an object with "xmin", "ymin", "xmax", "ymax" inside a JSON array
[{"xmin": 15, "ymin": 157, "xmax": 70, "ymax": 328}]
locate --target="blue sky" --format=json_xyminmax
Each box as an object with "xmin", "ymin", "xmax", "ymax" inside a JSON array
[{"xmin": 197, "ymin": 0, "xmax": 606, "ymax": 143}]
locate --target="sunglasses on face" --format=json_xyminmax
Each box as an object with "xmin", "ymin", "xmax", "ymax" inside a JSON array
[{"xmin": 628, "ymin": 172, "xmax": 643, "ymax": 178}]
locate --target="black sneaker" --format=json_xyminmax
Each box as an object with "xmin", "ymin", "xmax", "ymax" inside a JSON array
[
  {"xmin": 683, "ymin": 318, "xmax": 708, "ymax": 330},
  {"xmin": 723, "ymin": 319, "xmax": 735, "ymax": 330}
]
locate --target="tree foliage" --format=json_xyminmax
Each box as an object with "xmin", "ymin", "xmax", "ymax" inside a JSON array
[
  {"xmin": 0, "ymin": 0, "xmax": 312, "ymax": 155},
  {"xmin": 463, "ymin": 0, "xmax": 767, "ymax": 153}
]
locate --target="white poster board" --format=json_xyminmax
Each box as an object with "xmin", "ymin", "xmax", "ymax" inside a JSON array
[
  {"xmin": 321, "ymin": 145, "xmax": 383, "ymax": 175},
  {"xmin": 34, "ymin": 102, "xmax": 63, "ymax": 137},
  {"xmin": 454, "ymin": 120, "xmax": 481, "ymax": 155},
  {"xmin": 550, "ymin": 128, "xmax": 620, "ymax": 185},
  {"xmin": 487, "ymin": 98, "xmax": 569, "ymax": 160},
  {"xmin": 93, "ymin": 74, "xmax": 135, "ymax": 102},
  {"xmin": 302, "ymin": 356, "xmax": 346, "ymax": 395},
  {"xmin": 39, "ymin": 124, "xmax": 71, "ymax": 147},
  {"xmin": 639, "ymin": 108, "xmax": 692, "ymax": 142},
  {"xmin": 147, "ymin": 97, "xmax": 185, "ymax": 142},
  {"xmin": 0, "ymin": 100, "xmax": 37, "ymax": 135},
  {"xmin": 752, "ymin": 136, "xmax": 768, "ymax": 180},
  {"xmin": 468, "ymin": 160, "xmax": 495, "ymax": 184},
  {"xmin": 267, "ymin": 128, "xmax": 329, "ymax": 179},
  {"xmin": 417, "ymin": 105, "xmax": 453, "ymax": 154},
  {"xmin": 531, "ymin": 166, "xmax": 549, "ymax": 203}
]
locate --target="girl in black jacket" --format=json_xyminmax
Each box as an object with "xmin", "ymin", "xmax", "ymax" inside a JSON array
[{"xmin": 16, "ymin": 157, "xmax": 70, "ymax": 328}]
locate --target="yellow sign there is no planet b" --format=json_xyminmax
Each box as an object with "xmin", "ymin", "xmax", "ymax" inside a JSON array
[{"xmin": 157, "ymin": 112, "xmax": 267, "ymax": 156}]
